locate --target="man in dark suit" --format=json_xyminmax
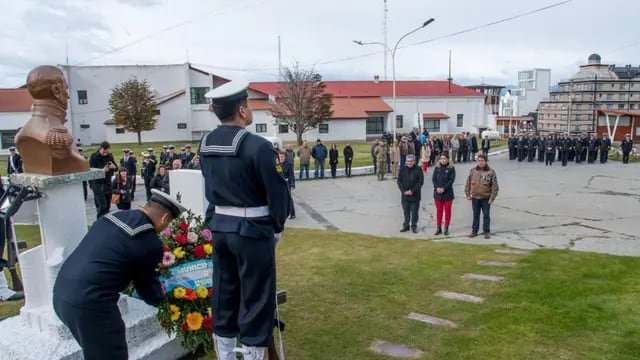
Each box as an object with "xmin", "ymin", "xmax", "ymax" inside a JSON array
[
  {"xmin": 119, "ymin": 149, "xmax": 137, "ymax": 201},
  {"xmin": 7, "ymin": 146, "xmax": 23, "ymax": 175}
]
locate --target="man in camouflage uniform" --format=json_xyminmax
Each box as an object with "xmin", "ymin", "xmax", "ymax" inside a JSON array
[{"xmin": 375, "ymin": 140, "xmax": 388, "ymax": 181}]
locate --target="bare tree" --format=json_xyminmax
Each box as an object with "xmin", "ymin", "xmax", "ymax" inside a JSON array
[
  {"xmin": 108, "ymin": 78, "xmax": 157, "ymax": 145},
  {"xmin": 271, "ymin": 64, "xmax": 333, "ymax": 145}
]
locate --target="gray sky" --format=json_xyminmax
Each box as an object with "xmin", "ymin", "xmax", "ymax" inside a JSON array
[{"xmin": 2, "ymin": 0, "xmax": 639, "ymax": 88}]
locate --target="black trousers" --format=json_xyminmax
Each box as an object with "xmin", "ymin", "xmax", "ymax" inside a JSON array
[
  {"xmin": 457, "ymin": 150, "xmax": 464, "ymax": 163},
  {"xmin": 93, "ymin": 189, "xmax": 111, "ymax": 219},
  {"xmin": 599, "ymin": 149, "xmax": 608, "ymax": 163},
  {"xmin": 330, "ymin": 163, "xmax": 337, "ymax": 178},
  {"xmin": 482, "ymin": 148, "xmax": 489, "ymax": 157},
  {"xmin": 213, "ymin": 232, "xmax": 276, "ymax": 347},
  {"xmin": 401, "ymin": 199, "xmax": 420, "ymax": 230},
  {"xmin": 538, "ymin": 149, "xmax": 544, "ymax": 162},
  {"xmin": 53, "ymin": 297, "xmax": 127, "ymax": 360},
  {"xmin": 116, "ymin": 201, "xmax": 131, "ymax": 210},
  {"xmin": 588, "ymin": 151, "xmax": 597, "ymax": 163},
  {"xmin": 471, "ymin": 198, "xmax": 491, "ymax": 233},
  {"xmin": 575, "ymin": 149, "xmax": 583, "ymax": 163},
  {"xmin": 561, "ymin": 150, "xmax": 568, "ymax": 166},
  {"xmin": 289, "ymin": 196, "xmax": 296, "ymax": 217},
  {"xmin": 568, "ymin": 150, "xmax": 575, "ymax": 162},
  {"xmin": 129, "ymin": 175, "xmax": 136, "ymax": 200},
  {"xmin": 509, "ymin": 147, "xmax": 515, "ymax": 160},
  {"xmin": 517, "ymin": 149, "xmax": 525, "ymax": 162},
  {"xmin": 545, "ymin": 152, "xmax": 554, "ymax": 166},
  {"xmin": 345, "ymin": 159, "xmax": 353, "ymax": 177},
  {"xmin": 623, "ymin": 151, "xmax": 630, "ymax": 164},
  {"xmin": 527, "ymin": 149, "xmax": 535, "ymax": 162},
  {"xmin": 144, "ymin": 178, "xmax": 152, "ymax": 201},
  {"xmin": 462, "ymin": 149, "xmax": 469, "ymax": 162}
]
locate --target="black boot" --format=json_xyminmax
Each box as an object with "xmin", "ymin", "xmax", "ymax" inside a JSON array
[
  {"xmin": 434, "ymin": 227, "xmax": 442, "ymax": 235},
  {"xmin": 444, "ymin": 227, "xmax": 449, "ymax": 236}
]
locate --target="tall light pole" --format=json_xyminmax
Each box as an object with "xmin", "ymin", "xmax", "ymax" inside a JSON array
[{"xmin": 354, "ymin": 18, "xmax": 435, "ymax": 139}]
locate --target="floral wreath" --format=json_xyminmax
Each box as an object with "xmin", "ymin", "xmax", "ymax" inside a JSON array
[{"xmin": 156, "ymin": 210, "xmax": 214, "ymax": 354}]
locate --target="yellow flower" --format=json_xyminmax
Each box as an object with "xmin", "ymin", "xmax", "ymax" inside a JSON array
[
  {"xmin": 170, "ymin": 305, "xmax": 181, "ymax": 321},
  {"xmin": 186, "ymin": 312, "xmax": 203, "ymax": 331},
  {"xmin": 203, "ymin": 244, "xmax": 213, "ymax": 255},
  {"xmin": 196, "ymin": 286, "xmax": 208, "ymax": 299},
  {"xmin": 173, "ymin": 287, "xmax": 186, "ymax": 299},
  {"xmin": 173, "ymin": 247, "xmax": 185, "ymax": 259},
  {"xmin": 207, "ymin": 308, "xmax": 212, "ymax": 317}
]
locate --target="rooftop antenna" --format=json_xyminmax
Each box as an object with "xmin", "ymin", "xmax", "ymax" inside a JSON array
[
  {"xmin": 447, "ymin": 49, "xmax": 453, "ymax": 93},
  {"xmin": 383, "ymin": 0, "xmax": 389, "ymax": 80}
]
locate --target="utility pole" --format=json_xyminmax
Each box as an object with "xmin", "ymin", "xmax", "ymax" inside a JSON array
[
  {"xmin": 383, "ymin": 0, "xmax": 388, "ymax": 80},
  {"xmin": 447, "ymin": 49, "xmax": 452, "ymax": 94},
  {"xmin": 278, "ymin": 35, "xmax": 282, "ymax": 79}
]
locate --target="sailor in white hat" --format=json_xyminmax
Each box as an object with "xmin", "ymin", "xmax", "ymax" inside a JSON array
[{"xmin": 200, "ymin": 80, "xmax": 290, "ymax": 360}]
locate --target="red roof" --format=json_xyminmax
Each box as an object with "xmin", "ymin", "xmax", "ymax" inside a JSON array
[
  {"xmin": 596, "ymin": 109, "xmax": 640, "ymax": 116},
  {"xmin": 249, "ymin": 99, "xmax": 273, "ymax": 110},
  {"xmin": 249, "ymin": 81, "xmax": 483, "ymax": 98},
  {"xmin": 0, "ymin": 88, "xmax": 32, "ymax": 112},
  {"xmin": 331, "ymin": 97, "xmax": 392, "ymax": 118},
  {"xmin": 423, "ymin": 113, "xmax": 450, "ymax": 120}
]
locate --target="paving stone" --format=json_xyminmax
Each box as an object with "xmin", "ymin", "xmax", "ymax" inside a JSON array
[
  {"xmin": 405, "ymin": 312, "xmax": 458, "ymax": 328},
  {"xmin": 463, "ymin": 273, "xmax": 505, "ymax": 282},
  {"xmin": 372, "ymin": 341, "xmax": 423, "ymax": 358},
  {"xmin": 477, "ymin": 260, "xmax": 517, "ymax": 267},
  {"xmin": 494, "ymin": 249, "xmax": 530, "ymax": 255},
  {"xmin": 434, "ymin": 290, "xmax": 484, "ymax": 303}
]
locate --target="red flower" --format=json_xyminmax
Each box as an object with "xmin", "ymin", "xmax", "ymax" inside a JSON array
[
  {"xmin": 180, "ymin": 322, "xmax": 189, "ymax": 332},
  {"xmin": 194, "ymin": 245, "xmax": 206, "ymax": 259},
  {"xmin": 179, "ymin": 222, "xmax": 189, "ymax": 232},
  {"xmin": 208, "ymin": 288, "xmax": 213, "ymax": 297},
  {"xmin": 163, "ymin": 246, "xmax": 170, "ymax": 252},
  {"xmin": 175, "ymin": 234, "xmax": 187, "ymax": 245},
  {"xmin": 184, "ymin": 288, "xmax": 197, "ymax": 301},
  {"xmin": 202, "ymin": 316, "xmax": 213, "ymax": 329}
]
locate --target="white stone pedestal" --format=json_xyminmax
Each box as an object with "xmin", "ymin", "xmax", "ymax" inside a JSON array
[
  {"xmin": 0, "ymin": 170, "xmax": 187, "ymax": 360},
  {"xmin": 169, "ymin": 169, "xmax": 209, "ymax": 217}
]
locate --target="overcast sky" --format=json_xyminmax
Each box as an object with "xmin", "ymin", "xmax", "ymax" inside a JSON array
[{"xmin": 2, "ymin": 0, "xmax": 640, "ymax": 88}]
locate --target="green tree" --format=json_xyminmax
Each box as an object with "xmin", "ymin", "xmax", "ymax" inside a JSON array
[
  {"xmin": 108, "ymin": 78, "xmax": 157, "ymax": 145},
  {"xmin": 271, "ymin": 63, "xmax": 333, "ymax": 145}
]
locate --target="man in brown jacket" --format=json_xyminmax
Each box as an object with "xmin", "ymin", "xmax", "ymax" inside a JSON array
[
  {"xmin": 464, "ymin": 154, "xmax": 499, "ymax": 239},
  {"xmin": 297, "ymin": 142, "xmax": 311, "ymax": 179}
]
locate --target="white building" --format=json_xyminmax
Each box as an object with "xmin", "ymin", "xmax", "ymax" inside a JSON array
[
  {"xmin": 0, "ymin": 88, "xmax": 32, "ymax": 154},
  {"xmin": 247, "ymin": 80, "xmax": 486, "ymax": 143},
  {"xmin": 503, "ymin": 69, "xmax": 551, "ymax": 116},
  {"xmin": 61, "ymin": 64, "xmax": 227, "ymax": 145}
]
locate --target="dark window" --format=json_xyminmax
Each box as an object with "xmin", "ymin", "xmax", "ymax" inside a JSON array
[
  {"xmin": 456, "ymin": 114, "xmax": 464, "ymax": 127},
  {"xmin": 154, "ymin": 109, "xmax": 161, "ymax": 115},
  {"xmin": 278, "ymin": 124, "xmax": 289, "ymax": 133},
  {"xmin": 115, "ymin": 128, "xmax": 125, "ymax": 134},
  {"xmin": 424, "ymin": 119, "xmax": 440, "ymax": 133},
  {"xmin": 366, "ymin": 116, "xmax": 384, "ymax": 134},
  {"xmin": 319, "ymin": 124, "xmax": 329, "ymax": 133},
  {"xmin": 256, "ymin": 124, "xmax": 267, "ymax": 133},
  {"xmin": 177, "ymin": 123, "xmax": 187, "ymax": 129},
  {"xmin": 78, "ymin": 90, "xmax": 88, "ymax": 105},
  {"xmin": 395, "ymin": 115, "xmax": 403, "ymax": 128},
  {"xmin": 190, "ymin": 87, "xmax": 210, "ymax": 104},
  {"xmin": 80, "ymin": 124, "xmax": 90, "ymax": 129},
  {"xmin": 1, "ymin": 130, "xmax": 18, "ymax": 149},
  {"xmin": 618, "ymin": 103, "xmax": 625, "ymax": 110}
]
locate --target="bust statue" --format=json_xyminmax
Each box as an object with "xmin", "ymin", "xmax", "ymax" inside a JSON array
[{"xmin": 14, "ymin": 65, "xmax": 89, "ymax": 175}]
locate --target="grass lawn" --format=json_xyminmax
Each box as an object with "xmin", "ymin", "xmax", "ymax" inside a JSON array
[{"xmin": 4, "ymin": 225, "xmax": 637, "ymax": 359}]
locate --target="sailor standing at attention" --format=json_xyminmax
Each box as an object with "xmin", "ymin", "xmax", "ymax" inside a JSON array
[{"xmin": 198, "ymin": 80, "xmax": 290, "ymax": 360}]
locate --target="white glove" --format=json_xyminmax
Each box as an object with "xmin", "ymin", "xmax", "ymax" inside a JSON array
[{"xmin": 274, "ymin": 233, "xmax": 282, "ymax": 246}]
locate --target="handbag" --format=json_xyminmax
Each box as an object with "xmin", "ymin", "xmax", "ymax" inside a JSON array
[{"xmin": 111, "ymin": 193, "xmax": 121, "ymax": 205}]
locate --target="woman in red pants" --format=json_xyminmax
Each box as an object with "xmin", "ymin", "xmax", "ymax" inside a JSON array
[{"xmin": 432, "ymin": 154, "xmax": 456, "ymax": 235}]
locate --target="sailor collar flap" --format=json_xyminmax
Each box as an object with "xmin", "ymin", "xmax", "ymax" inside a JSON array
[
  {"xmin": 199, "ymin": 128, "xmax": 249, "ymax": 157},
  {"xmin": 104, "ymin": 211, "xmax": 155, "ymax": 238}
]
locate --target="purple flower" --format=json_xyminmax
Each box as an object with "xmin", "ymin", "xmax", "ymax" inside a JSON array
[
  {"xmin": 162, "ymin": 227, "xmax": 173, "ymax": 237},
  {"xmin": 200, "ymin": 229, "xmax": 212, "ymax": 241}
]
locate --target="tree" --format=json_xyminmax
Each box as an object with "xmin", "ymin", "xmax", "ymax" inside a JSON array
[
  {"xmin": 108, "ymin": 78, "xmax": 157, "ymax": 145},
  {"xmin": 271, "ymin": 64, "xmax": 333, "ymax": 145}
]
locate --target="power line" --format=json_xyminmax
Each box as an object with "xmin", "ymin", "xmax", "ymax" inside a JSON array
[
  {"xmin": 194, "ymin": 0, "xmax": 574, "ymax": 74},
  {"xmin": 72, "ymin": 0, "xmax": 266, "ymax": 66}
]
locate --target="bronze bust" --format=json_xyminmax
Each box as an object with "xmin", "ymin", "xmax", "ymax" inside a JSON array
[{"xmin": 14, "ymin": 65, "xmax": 89, "ymax": 175}]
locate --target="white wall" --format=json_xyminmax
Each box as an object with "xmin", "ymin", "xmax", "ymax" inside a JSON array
[
  {"xmin": 518, "ymin": 69, "xmax": 551, "ymax": 116},
  {"xmin": 390, "ymin": 96, "xmax": 486, "ymax": 135},
  {"xmin": 0, "ymin": 111, "xmax": 30, "ymax": 152}
]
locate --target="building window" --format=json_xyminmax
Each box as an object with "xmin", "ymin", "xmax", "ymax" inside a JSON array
[
  {"xmin": 319, "ymin": 124, "xmax": 329, "ymax": 134},
  {"xmin": 366, "ymin": 116, "xmax": 384, "ymax": 134},
  {"xmin": 256, "ymin": 124, "xmax": 267, "ymax": 133},
  {"xmin": 424, "ymin": 119, "xmax": 440, "ymax": 133},
  {"xmin": 618, "ymin": 104, "xmax": 625, "ymax": 110},
  {"xmin": 395, "ymin": 115, "xmax": 403, "ymax": 128},
  {"xmin": 190, "ymin": 87, "xmax": 210, "ymax": 104},
  {"xmin": 115, "ymin": 128, "xmax": 125, "ymax": 134},
  {"xmin": 278, "ymin": 124, "xmax": 289, "ymax": 133},
  {"xmin": 606, "ymin": 104, "xmax": 613, "ymax": 110},
  {"xmin": 631, "ymin": 104, "xmax": 636, "ymax": 110},
  {"xmin": 78, "ymin": 90, "xmax": 88, "ymax": 105},
  {"xmin": 607, "ymin": 94, "xmax": 614, "ymax": 100},
  {"xmin": 1, "ymin": 130, "xmax": 18, "ymax": 149},
  {"xmin": 154, "ymin": 109, "xmax": 161, "ymax": 115},
  {"xmin": 177, "ymin": 123, "xmax": 187, "ymax": 129},
  {"xmin": 456, "ymin": 114, "xmax": 463, "ymax": 127},
  {"xmin": 80, "ymin": 124, "xmax": 90, "ymax": 129}
]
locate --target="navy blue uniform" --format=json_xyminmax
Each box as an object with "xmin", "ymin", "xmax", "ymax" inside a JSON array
[
  {"xmin": 141, "ymin": 155, "xmax": 157, "ymax": 201},
  {"xmin": 53, "ymin": 210, "xmax": 164, "ymax": 360},
  {"xmin": 89, "ymin": 151, "xmax": 116, "ymax": 218},
  {"xmin": 120, "ymin": 155, "xmax": 137, "ymax": 200},
  {"xmin": 199, "ymin": 125, "xmax": 289, "ymax": 347}
]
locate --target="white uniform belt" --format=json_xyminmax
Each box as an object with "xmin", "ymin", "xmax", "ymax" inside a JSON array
[{"xmin": 215, "ymin": 205, "xmax": 269, "ymax": 218}]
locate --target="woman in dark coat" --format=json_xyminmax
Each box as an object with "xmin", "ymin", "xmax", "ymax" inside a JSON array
[
  {"xmin": 329, "ymin": 144, "xmax": 339, "ymax": 179},
  {"xmin": 111, "ymin": 167, "xmax": 134, "ymax": 210},
  {"xmin": 432, "ymin": 154, "xmax": 456, "ymax": 235},
  {"xmin": 150, "ymin": 166, "xmax": 170, "ymax": 194}
]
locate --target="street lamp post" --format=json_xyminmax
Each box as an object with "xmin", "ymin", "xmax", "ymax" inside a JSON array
[{"xmin": 354, "ymin": 18, "xmax": 435, "ymax": 140}]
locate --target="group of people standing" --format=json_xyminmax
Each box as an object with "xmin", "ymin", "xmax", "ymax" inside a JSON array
[{"xmin": 287, "ymin": 140, "xmax": 354, "ymax": 179}]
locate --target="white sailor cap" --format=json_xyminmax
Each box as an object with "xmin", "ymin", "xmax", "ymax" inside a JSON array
[
  {"xmin": 150, "ymin": 189, "xmax": 187, "ymax": 219},
  {"xmin": 205, "ymin": 80, "xmax": 250, "ymax": 105}
]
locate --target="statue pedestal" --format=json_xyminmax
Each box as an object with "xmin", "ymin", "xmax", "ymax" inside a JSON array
[
  {"xmin": 0, "ymin": 170, "xmax": 187, "ymax": 360},
  {"xmin": 168, "ymin": 170, "xmax": 209, "ymax": 217}
]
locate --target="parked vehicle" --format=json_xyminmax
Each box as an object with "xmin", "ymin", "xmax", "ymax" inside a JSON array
[
  {"xmin": 481, "ymin": 128, "xmax": 500, "ymax": 140},
  {"xmin": 260, "ymin": 136, "xmax": 283, "ymax": 149}
]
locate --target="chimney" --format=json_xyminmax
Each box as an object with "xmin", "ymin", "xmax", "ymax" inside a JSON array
[{"xmin": 373, "ymin": 75, "xmax": 380, "ymax": 84}]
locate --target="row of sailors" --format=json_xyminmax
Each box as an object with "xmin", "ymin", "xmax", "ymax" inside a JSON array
[{"xmin": 508, "ymin": 133, "xmax": 612, "ymax": 165}]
